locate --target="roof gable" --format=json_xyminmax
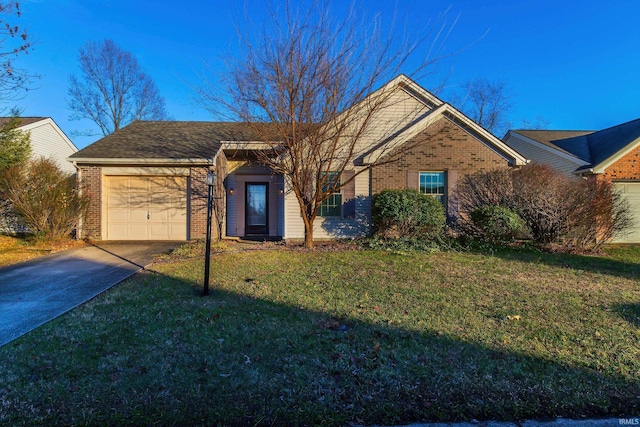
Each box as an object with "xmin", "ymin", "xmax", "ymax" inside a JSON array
[
  {"xmin": 512, "ymin": 118, "xmax": 640, "ymax": 173},
  {"xmin": 362, "ymin": 86, "xmax": 527, "ymax": 166},
  {"xmin": 584, "ymin": 118, "xmax": 640, "ymax": 172},
  {"xmin": 512, "ymin": 130, "xmax": 594, "ymax": 161}
]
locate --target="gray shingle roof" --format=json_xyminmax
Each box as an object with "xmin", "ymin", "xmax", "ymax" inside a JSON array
[
  {"xmin": 513, "ymin": 130, "xmax": 594, "ymax": 161},
  {"xmin": 0, "ymin": 117, "xmax": 48, "ymax": 127},
  {"xmin": 70, "ymin": 121, "xmax": 271, "ymax": 160},
  {"xmin": 579, "ymin": 118, "xmax": 640, "ymax": 168},
  {"xmin": 514, "ymin": 118, "xmax": 640, "ymax": 170}
]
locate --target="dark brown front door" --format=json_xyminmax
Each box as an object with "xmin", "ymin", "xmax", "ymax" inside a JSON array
[{"xmin": 245, "ymin": 183, "xmax": 268, "ymax": 235}]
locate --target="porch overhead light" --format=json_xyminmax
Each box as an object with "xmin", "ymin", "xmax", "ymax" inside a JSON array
[
  {"xmin": 206, "ymin": 171, "xmax": 216, "ymax": 186},
  {"xmin": 229, "ymin": 188, "xmax": 235, "ymax": 195}
]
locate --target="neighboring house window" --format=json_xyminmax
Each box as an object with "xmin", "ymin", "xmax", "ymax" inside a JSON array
[
  {"xmin": 319, "ymin": 172, "xmax": 342, "ymax": 217},
  {"xmin": 419, "ymin": 171, "xmax": 445, "ymax": 204}
]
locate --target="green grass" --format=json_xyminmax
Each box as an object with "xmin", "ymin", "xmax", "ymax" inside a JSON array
[
  {"xmin": 1, "ymin": 244, "xmax": 639, "ymax": 425},
  {"xmin": 0, "ymin": 235, "xmax": 85, "ymax": 267}
]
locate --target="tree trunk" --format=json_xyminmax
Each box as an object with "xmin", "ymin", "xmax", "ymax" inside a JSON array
[{"xmin": 303, "ymin": 218, "xmax": 314, "ymax": 249}]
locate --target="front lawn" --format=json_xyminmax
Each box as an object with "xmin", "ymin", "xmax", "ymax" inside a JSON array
[
  {"xmin": 0, "ymin": 245, "xmax": 638, "ymax": 425},
  {"xmin": 0, "ymin": 235, "xmax": 85, "ymax": 267}
]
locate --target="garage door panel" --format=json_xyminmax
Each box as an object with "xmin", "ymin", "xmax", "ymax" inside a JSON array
[
  {"xmin": 149, "ymin": 194, "xmax": 170, "ymax": 207},
  {"xmin": 107, "ymin": 224, "xmax": 131, "ymax": 239},
  {"xmin": 108, "ymin": 208, "xmax": 132, "ymax": 222},
  {"xmin": 106, "ymin": 176, "xmax": 187, "ymax": 241},
  {"xmin": 149, "ymin": 224, "xmax": 170, "ymax": 238},
  {"xmin": 109, "ymin": 178, "xmax": 131, "ymax": 191},
  {"xmin": 613, "ymin": 182, "xmax": 640, "ymax": 243},
  {"xmin": 129, "ymin": 208, "xmax": 149, "ymax": 222},
  {"xmin": 151, "ymin": 209, "xmax": 169, "ymax": 221},
  {"xmin": 169, "ymin": 209, "xmax": 186, "ymax": 221}
]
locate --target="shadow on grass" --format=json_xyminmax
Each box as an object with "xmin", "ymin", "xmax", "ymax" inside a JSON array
[
  {"xmin": 469, "ymin": 245, "xmax": 640, "ymax": 281},
  {"xmin": 0, "ymin": 269, "xmax": 638, "ymax": 426},
  {"xmin": 613, "ymin": 303, "xmax": 640, "ymax": 328}
]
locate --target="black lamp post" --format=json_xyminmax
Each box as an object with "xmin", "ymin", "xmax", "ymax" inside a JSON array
[{"xmin": 203, "ymin": 170, "xmax": 215, "ymax": 296}]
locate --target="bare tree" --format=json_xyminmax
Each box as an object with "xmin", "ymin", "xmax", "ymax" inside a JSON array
[
  {"xmin": 68, "ymin": 39, "xmax": 169, "ymax": 136},
  {"xmin": 0, "ymin": 1, "xmax": 34, "ymax": 104},
  {"xmin": 455, "ymin": 77, "xmax": 512, "ymax": 137},
  {"xmin": 519, "ymin": 115, "xmax": 549, "ymax": 130},
  {"xmin": 198, "ymin": 1, "xmax": 451, "ymax": 248}
]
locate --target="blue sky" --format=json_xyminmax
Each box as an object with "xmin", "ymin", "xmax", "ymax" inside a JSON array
[{"xmin": 12, "ymin": 0, "xmax": 640, "ymax": 148}]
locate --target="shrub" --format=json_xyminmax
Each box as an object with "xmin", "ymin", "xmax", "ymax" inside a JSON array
[
  {"xmin": 470, "ymin": 205, "xmax": 525, "ymax": 244},
  {"xmin": 455, "ymin": 168, "xmax": 514, "ymax": 213},
  {"xmin": 510, "ymin": 163, "xmax": 581, "ymax": 245},
  {"xmin": 568, "ymin": 178, "xmax": 633, "ymax": 250},
  {"xmin": 454, "ymin": 168, "xmax": 515, "ymax": 237},
  {"xmin": 372, "ymin": 189, "xmax": 446, "ymax": 239},
  {"xmin": 455, "ymin": 164, "xmax": 633, "ymax": 251},
  {"xmin": 0, "ymin": 158, "xmax": 90, "ymax": 240}
]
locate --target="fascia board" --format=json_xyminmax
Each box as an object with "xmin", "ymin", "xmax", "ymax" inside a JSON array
[{"xmin": 68, "ymin": 158, "xmax": 215, "ymax": 165}]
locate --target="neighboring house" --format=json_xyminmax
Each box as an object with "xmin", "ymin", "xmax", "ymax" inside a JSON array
[
  {"xmin": 504, "ymin": 118, "xmax": 640, "ymax": 243},
  {"xmin": 69, "ymin": 75, "xmax": 527, "ymax": 241},
  {"xmin": 1, "ymin": 117, "xmax": 78, "ymax": 234},
  {"xmin": 0, "ymin": 117, "xmax": 78, "ymax": 174}
]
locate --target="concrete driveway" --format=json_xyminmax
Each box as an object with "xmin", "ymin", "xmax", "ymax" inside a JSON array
[{"xmin": 0, "ymin": 241, "xmax": 180, "ymax": 347}]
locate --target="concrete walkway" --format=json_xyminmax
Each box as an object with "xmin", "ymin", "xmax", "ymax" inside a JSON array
[{"xmin": 0, "ymin": 241, "xmax": 179, "ymax": 347}]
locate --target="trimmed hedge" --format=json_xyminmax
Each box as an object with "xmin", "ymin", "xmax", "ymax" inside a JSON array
[{"xmin": 372, "ymin": 189, "xmax": 446, "ymax": 239}]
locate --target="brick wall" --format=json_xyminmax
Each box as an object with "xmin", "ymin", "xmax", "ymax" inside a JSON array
[
  {"xmin": 189, "ymin": 166, "xmax": 209, "ymax": 239},
  {"xmin": 600, "ymin": 145, "xmax": 640, "ymax": 181},
  {"xmin": 371, "ymin": 117, "xmax": 510, "ymax": 195},
  {"xmin": 78, "ymin": 165, "xmax": 102, "ymax": 239}
]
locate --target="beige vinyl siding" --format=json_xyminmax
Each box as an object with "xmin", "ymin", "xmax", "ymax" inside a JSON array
[
  {"xmin": 612, "ymin": 182, "xmax": 640, "ymax": 243},
  {"xmin": 283, "ymin": 168, "xmax": 370, "ymax": 239},
  {"xmin": 26, "ymin": 120, "xmax": 78, "ymax": 174},
  {"xmin": 503, "ymin": 133, "xmax": 584, "ymax": 176},
  {"xmin": 350, "ymin": 88, "xmax": 432, "ymax": 159}
]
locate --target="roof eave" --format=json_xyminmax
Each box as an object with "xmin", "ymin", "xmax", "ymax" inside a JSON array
[{"xmin": 68, "ymin": 157, "xmax": 214, "ymax": 166}]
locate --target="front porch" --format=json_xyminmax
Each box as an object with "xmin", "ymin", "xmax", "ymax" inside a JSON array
[{"xmin": 224, "ymin": 157, "xmax": 284, "ymax": 240}]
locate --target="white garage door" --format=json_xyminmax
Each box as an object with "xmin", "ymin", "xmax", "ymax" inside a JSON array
[
  {"xmin": 612, "ymin": 182, "xmax": 640, "ymax": 243},
  {"xmin": 106, "ymin": 176, "xmax": 187, "ymax": 240}
]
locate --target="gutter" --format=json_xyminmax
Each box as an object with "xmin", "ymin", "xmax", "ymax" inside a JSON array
[{"xmin": 66, "ymin": 158, "xmax": 214, "ymax": 166}]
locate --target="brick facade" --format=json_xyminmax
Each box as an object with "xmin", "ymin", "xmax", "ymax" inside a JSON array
[
  {"xmin": 189, "ymin": 154, "xmax": 227, "ymax": 240},
  {"xmin": 189, "ymin": 166, "xmax": 209, "ymax": 239},
  {"xmin": 78, "ymin": 165, "xmax": 102, "ymax": 239},
  {"xmin": 371, "ymin": 117, "xmax": 510, "ymax": 207},
  {"xmin": 599, "ymin": 145, "xmax": 640, "ymax": 181}
]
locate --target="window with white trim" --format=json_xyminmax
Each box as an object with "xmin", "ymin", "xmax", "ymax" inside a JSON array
[
  {"xmin": 419, "ymin": 171, "xmax": 445, "ymax": 205},
  {"xmin": 318, "ymin": 172, "xmax": 342, "ymax": 217}
]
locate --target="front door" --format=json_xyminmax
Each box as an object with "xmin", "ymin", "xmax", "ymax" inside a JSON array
[{"xmin": 245, "ymin": 183, "xmax": 268, "ymax": 235}]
